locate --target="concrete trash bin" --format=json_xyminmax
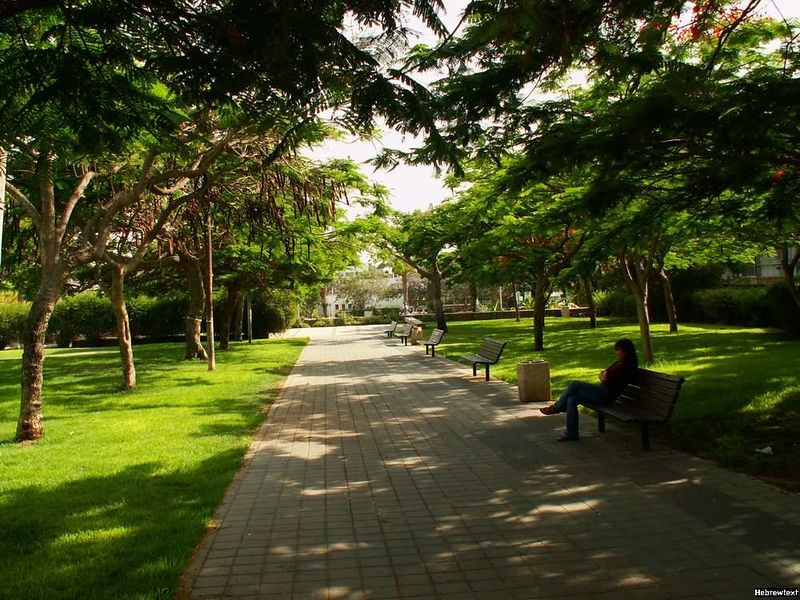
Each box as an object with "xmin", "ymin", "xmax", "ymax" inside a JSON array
[{"xmin": 517, "ymin": 360, "xmax": 551, "ymax": 403}]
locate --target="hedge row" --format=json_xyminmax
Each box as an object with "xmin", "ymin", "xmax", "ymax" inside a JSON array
[
  {"xmin": 301, "ymin": 315, "xmax": 389, "ymax": 328},
  {"xmin": 596, "ymin": 282, "xmax": 800, "ymax": 333},
  {"xmin": 0, "ymin": 301, "xmax": 30, "ymax": 348},
  {"xmin": 0, "ymin": 291, "xmax": 297, "ymax": 348},
  {"xmin": 691, "ymin": 283, "xmax": 800, "ymax": 332}
]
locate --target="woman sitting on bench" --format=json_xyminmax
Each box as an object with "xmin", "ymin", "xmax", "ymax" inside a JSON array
[{"xmin": 540, "ymin": 338, "xmax": 638, "ymax": 442}]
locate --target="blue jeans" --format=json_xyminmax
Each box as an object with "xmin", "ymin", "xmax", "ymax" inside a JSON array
[{"xmin": 553, "ymin": 381, "xmax": 613, "ymax": 439}]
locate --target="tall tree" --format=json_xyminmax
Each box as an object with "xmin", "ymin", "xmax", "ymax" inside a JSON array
[
  {"xmin": 4, "ymin": 139, "xmax": 229, "ymax": 438},
  {"xmin": 373, "ymin": 204, "xmax": 461, "ymax": 331},
  {"xmin": 1, "ymin": 0, "xmax": 448, "ymax": 442}
]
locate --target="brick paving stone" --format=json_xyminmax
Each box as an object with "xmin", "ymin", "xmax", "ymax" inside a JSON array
[{"xmin": 181, "ymin": 325, "xmax": 800, "ymax": 599}]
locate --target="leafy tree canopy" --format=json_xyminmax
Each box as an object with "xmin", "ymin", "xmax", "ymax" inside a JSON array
[{"xmin": 0, "ymin": 0, "xmax": 448, "ymax": 154}]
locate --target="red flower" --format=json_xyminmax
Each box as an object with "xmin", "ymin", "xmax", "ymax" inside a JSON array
[{"xmin": 771, "ymin": 167, "xmax": 787, "ymax": 181}]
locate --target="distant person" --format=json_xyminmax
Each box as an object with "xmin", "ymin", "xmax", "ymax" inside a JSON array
[{"xmin": 539, "ymin": 338, "xmax": 639, "ymax": 441}]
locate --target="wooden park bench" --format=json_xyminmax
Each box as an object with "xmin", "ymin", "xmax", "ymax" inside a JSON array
[
  {"xmin": 583, "ymin": 369, "xmax": 685, "ymax": 450},
  {"xmin": 461, "ymin": 337, "xmax": 506, "ymax": 381},
  {"xmin": 394, "ymin": 323, "xmax": 412, "ymax": 346},
  {"xmin": 384, "ymin": 320, "xmax": 399, "ymax": 338},
  {"xmin": 422, "ymin": 328, "xmax": 445, "ymax": 357}
]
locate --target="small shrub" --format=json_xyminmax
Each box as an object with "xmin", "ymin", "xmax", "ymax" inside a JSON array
[
  {"xmin": 128, "ymin": 295, "xmax": 188, "ymax": 338},
  {"xmin": 256, "ymin": 306, "xmax": 290, "ymax": 335},
  {"xmin": 360, "ymin": 316, "xmax": 391, "ymax": 325},
  {"xmin": 691, "ymin": 287, "xmax": 771, "ymax": 326},
  {"xmin": 595, "ymin": 290, "xmax": 637, "ymax": 318},
  {"xmin": 311, "ymin": 318, "xmax": 335, "ymax": 327},
  {"xmin": 766, "ymin": 281, "xmax": 800, "ymax": 335},
  {"xmin": 50, "ymin": 292, "xmax": 116, "ymax": 347},
  {"xmin": 249, "ymin": 290, "xmax": 298, "ymax": 335},
  {"xmin": 372, "ymin": 307, "xmax": 402, "ymax": 319},
  {"xmin": 0, "ymin": 302, "xmax": 30, "ymax": 348}
]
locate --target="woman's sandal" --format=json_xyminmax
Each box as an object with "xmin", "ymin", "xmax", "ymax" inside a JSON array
[
  {"xmin": 557, "ymin": 434, "xmax": 578, "ymax": 442},
  {"xmin": 539, "ymin": 405, "xmax": 557, "ymax": 415}
]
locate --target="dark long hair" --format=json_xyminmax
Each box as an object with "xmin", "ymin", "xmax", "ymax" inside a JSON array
[{"xmin": 615, "ymin": 338, "xmax": 638, "ymax": 367}]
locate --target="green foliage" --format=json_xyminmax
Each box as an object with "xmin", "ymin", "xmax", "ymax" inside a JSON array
[
  {"xmin": 691, "ymin": 287, "xmax": 772, "ymax": 327},
  {"xmin": 372, "ymin": 307, "xmax": 402, "ymax": 319},
  {"xmin": 0, "ymin": 339, "xmax": 305, "ymax": 599},
  {"xmin": 255, "ymin": 306, "xmax": 291, "ymax": 335},
  {"xmin": 26, "ymin": 289, "xmax": 312, "ymax": 347},
  {"xmin": 766, "ymin": 281, "xmax": 800, "ymax": 335},
  {"xmin": 594, "ymin": 290, "xmax": 637, "ymax": 318},
  {"xmin": 51, "ymin": 293, "xmax": 193, "ymax": 346},
  {"xmin": 664, "ymin": 265, "xmax": 728, "ymax": 321},
  {"xmin": 1, "ymin": 1, "xmax": 447, "ymax": 152},
  {"xmin": 128, "ymin": 295, "xmax": 189, "ymax": 339},
  {"xmin": 0, "ymin": 302, "xmax": 30, "ymax": 348},
  {"xmin": 250, "ymin": 289, "xmax": 298, "ymax": 336},
  {"xmin": 50, "ymin": 292, "xmax": 117, "ymax": 347},
  {"xmin": 306, "ymin": 315, "xmax": 387, "ymax": 327},
  {"xmin": 309, "ymin": 317, "xmax": 336, "ymax": 328},
  {"xmin": 0, "ymin": 7, "xmax": 178, "ymax": 153},
  {"xmin": 333, "ymin": 269, "xmax": 394, "ymax": 313}
]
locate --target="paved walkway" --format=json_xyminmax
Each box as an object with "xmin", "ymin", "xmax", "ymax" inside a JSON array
[{"xmin": 183, "ymin": 325, "xmax": 800, "ymax": 599}]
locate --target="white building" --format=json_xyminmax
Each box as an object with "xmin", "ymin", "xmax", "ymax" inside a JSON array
[{"xmin": 739, "ymin": 247, "xmax": 798, "ymax": 283}]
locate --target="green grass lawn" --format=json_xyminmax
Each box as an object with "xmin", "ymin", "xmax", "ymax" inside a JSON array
[
  {"xmin": 0, "ymin": 339, "xmax": 306, "ymax": 600},
  {"xmin": 435, "ymin": 317, "xmax": 800, "ymax": 489}
]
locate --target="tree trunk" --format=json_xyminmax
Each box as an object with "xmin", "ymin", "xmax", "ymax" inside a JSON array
[
  {"xmin": 659, "ymin": 267, "xmax": 678, "ymax": 333},
  {"xmin": 219, "ymin": 282, "xmax": 241, "ymax": 350},
  {"xmin": 205, "ymin": 211, "xmax": 216, "ymax": 371},
  {"xmin": 233, "ymin": 294, "xmax": 245, "ymax": 341},
  {"xmin": 320, "ymin": 286, "xmax": 328, "ymax": 318},
  {"xmin": 778, "ymin": 245, "xmax": 800, "ymax": 313},
  {"xmin": 110, "ymin": 264, "xmax": 136, "ymax": 389},
  {"xmin": 581, "ymin": 274, "xmax": 597, "ymax": 329},
  {"xmin": 17, "ymin": 155, "xmax": 73, "ymax": 443},
  {"xmin": 246, "ymin": 296, "xmax": 253, "ymax": 343},
  {"xmin": 402, "ymin": 271, "xmax": 409, "ymax": 312},
  {"xmin": 181, "ymin": 256, "xmax": 208, "ymax": 360},
  {"xmin": 469, "ymin": 282, "xmax": 478, "ymax": 312},
  {"xmin": 428, "ymin": 263, "xmax": 447, "ymax": 331},
  {"xmin": 620, "ymin": 253, "xmax": 654, "ymax": 364},
  {"xmin": 17, "ymin": 272, "xmax": 62, "ymax": 441},
  {"xmin": 629, "ymin": 277, "xmax": 654, "ymax": 364},
  {"xmin": 532, "ymin": 267, "xmax": 549, "ymax": 351}
]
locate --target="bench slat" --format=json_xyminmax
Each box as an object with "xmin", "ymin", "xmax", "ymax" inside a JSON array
[
  {"xmin": 460, "ymin": 337, "xmax": 507, "ymax": 381},
  {"xmin": 630, "ymin": 378, "xmax": 683, "ymax": 394},
  {"xmin": 394, "ymin": 323, "xmax": 412, "ymax": 345},
  {"xmin": 425, "ymin": 329, "xmax": 444, "ymax": 345},
  {"xmin": 474, "ymin": 338, "xmax": 505, "ymax": 362},
  {"xmin": 639, "ymin": 369, "xmax": 684, "ymax": 383},
  {"xmin": 591, "ymin": 404, "xmax": 668, "ymax": 423},
  {"xmin": 619, "ymin": 390, "xmax": 677, "ymax": 406},
  {"xmin": 424, "ymin": 329, "xmax": 445, "ymax": 356}
]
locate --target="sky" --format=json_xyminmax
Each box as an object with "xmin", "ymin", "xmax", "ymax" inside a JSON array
[{"xmin": 310, "ymin": 0, "xmax": 799, "ymax": 214}]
